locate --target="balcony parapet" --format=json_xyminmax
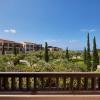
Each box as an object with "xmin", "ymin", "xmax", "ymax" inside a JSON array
[{"xmin": 0, "ymin": 72, "xmax": 100, "ymax": 94}]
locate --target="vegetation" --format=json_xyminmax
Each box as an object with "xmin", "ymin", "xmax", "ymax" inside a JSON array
[
  {"xmin": 65, "ymin": 47, "xmax": 69, "ymax": 61},
  {"xmin": 0, "ymin": 49, "xmax": 88, "ymax": 72},
  {"xmin": 83, "ymin": 47, "xmax": 86, "ymax": 64},
  {"xmin": 0, "ymin": 34, "xmax": 99, "ymax": 72},
  {"xmin": 92, "ymin": 36, "xmax": 99, "ymax": 71},
  {"xmin": 86, "ymin": 33, "xmax": 91, "ymax": 71},
  {"xmin": 2, "ymin": 44, "xmax": 5, "ymax": 55},
  {"xmin": 13, "ymin": 44, "xmax": 17, "ymax": 56},
  {"xmin": 44, "ymin": 42, "xmax": 49, "ymax": 62}
]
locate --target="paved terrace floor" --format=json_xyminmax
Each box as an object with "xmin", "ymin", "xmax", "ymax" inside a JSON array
[{"xmin": 0, "ymin": 95, "xmax": 100, "ymax": 100}]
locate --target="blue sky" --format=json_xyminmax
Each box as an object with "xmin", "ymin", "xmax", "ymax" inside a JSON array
[{"xmin": 0, "ymin": 0, "xmax": 100, "ymax": 50}]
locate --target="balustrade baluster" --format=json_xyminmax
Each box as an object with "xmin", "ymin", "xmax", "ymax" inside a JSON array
[
  {"xmin": 63, "ymin": 76, "xmax": 66, "ymax": 90},
  {"xmin": 4, "ymin": 77, "xmax": 9, "ymax": 90},
  {"xmin": 56, "ymin": 76, "xmax": 59, "ymax": 90},
  {"xmin": 34, "ymin": 76, "xmax": 37, "ymax": 91},
  {"xmin": 98, "ymin": 77, "xmax": 100, "ymax": 90},
  {"xmin": 11, "ymin": 76, "xmax": 16, "ymax": 90},
  {"xmin": 0, "ymin": 77, "xmax": 2, "ymax": 90},
  {"xmin": 77, "ymin": 77, "xmax": 81, "ymax": 90},
  {"xmin": 84, "ymin": 77, "xmax": 88, "ymax": 90},
  {"xmin": 27, "ymin": 77, "xmax": 31, "ymax": 90},
  {"xmin": 41, "ymin": 77, "xmax": 44, "ymax": 89},
  {"xmin": 48, "ymin": 77, "xmax": 51, "ymax": 90},
  {"xmin": 70, "ymin": 77, "xmax": 73, "ymax": 90},
  {"xmin": 91, "ymin": 77, "xmax": 96, "ymax": 90},
  {"xmin": 19, "ymin": 77, "xmax": 23, "ymax": 90}
]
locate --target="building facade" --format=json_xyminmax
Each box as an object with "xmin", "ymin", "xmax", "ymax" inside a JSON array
[
  {"xmin": 0, "ymin": 38, "xmax": 63, "ymax": 54},
  {"xmin": 22, "ymin": 42, "xmax": 42, "ymax": 52},
  {"xmin": 48, "ymin": 46, "xmax": 62, "ymax": 51},
  {"xmin": 0, "ymin": 39, "xmax": 23, "ymax": 54}
]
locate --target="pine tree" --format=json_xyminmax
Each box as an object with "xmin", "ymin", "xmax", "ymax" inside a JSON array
[
  {"xmin": 2, "ymin": 44, "xmax": 5, "ymax": 55},
  {"xmin": 92, "ymin": 36, "xmax": 99, "ymax": 71},
  {"xmin": 44, "ymin": 42, "xmax": 49, "ymax": 62},
  {"xmin": 86, "ymin": 33, "xmax": 91, "ymax": 71},
  {"xmin": 66, "ymin": 47, "xmax": 69, "ymax": 61},
  {"xmin": 83, "ymin": 47, "xmax": 87, "ymax": 64}
]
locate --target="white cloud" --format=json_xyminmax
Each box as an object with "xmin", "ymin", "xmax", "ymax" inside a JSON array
[
  {"xmin": 80, "ymin": 29, "xmax": 96, "ymax": 33},
  {"xmin": 4, "ymin": 29, "xmax": 9, "ymax": 33},
  {"xmin": 89, "ymin": 29, "xmax": 96, "ymax": 32},
  {"xmin": 10, "ymin": 29, "xmax": 16, "ymax": 33},
  {"xmin": 43, "ymin": 40, "xmax": 60, "ymax": 43},
  {"xmin": 68, "ymin": 40, "xmax": 79, "ymax": 43},
  {"xmin": 3, "ymin": 29, "xmax": 16, "ymax": 34}
]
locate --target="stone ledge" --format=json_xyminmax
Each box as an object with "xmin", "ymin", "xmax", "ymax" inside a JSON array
[{"xmin": 0, "ymin": 95, "xmax": 100, "ymax": 100}]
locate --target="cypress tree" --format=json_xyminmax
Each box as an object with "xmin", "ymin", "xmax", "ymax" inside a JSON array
[
  {"xmin": 13, "ymin": 44, "xmax": 17, "ymax": 56},
  {"xmin": 66, "ymin": 47, "xmax": 69, "ymax": 61},
  {"xmin": 2, "ymin": 44, "xmax": 5, "ymax": 55},
  {"xmin": 83, "ymin": 47, "xmax": 87, "ymax": 64},
  {"xmin": 92, "ymin": 36, "xmax": 99, "ymax": 71},
  {"xmin": 86, "ymin": 33, "xmax": 91, "ymax": 71},
  {"xmin": 44, "ymin": 42, "xmax": 49, "ymax": 62},
  {"xmin": 40, "ymin": 44, "xmax": 42, "ymax": 50}
]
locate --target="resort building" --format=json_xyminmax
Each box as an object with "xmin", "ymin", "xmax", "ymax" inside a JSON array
[
  {"xmin": 0, "ymin": 38, "xmax": 64, "ymax": 54},
  {"xmin": 22, "ymin": 42, "xmax": 42, "ymax": 52},
  {"xmin": 48, "ymin": 46, "xmax": 62, "ymax": 51},
  {"xmin": 0, "ymin": 39, "xmax": 23, "ymax": 54}
]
